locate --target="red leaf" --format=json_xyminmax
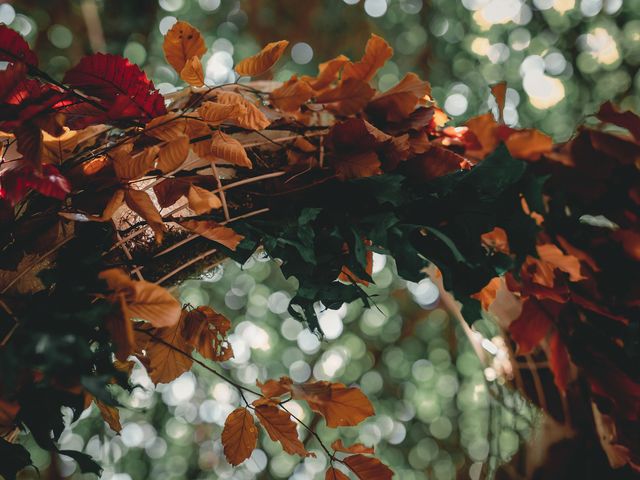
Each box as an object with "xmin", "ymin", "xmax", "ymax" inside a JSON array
[
  {"xmin": 0, "ymin": 164, "xmax": 70, "ymax": 205},
  {"xmin": 548, "ymin": 331, "xmax": 571, "ymax": 392},
  {"xmin": 508, "ymin": 298, "xmax": 554, "ymax": 355},
  {"xmin": 63, "ymin": 53, "xmax": 166, "ymax": 121},
  {"xmin": 0, "ymin": 25, "xmax": 38, "ymax": 66}
]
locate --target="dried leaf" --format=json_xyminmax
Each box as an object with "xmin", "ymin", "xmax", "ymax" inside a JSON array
[
  {"xmin": 113, "ymin": 146, "xmax": 158, "ymax": 181},
  {"xmin": 187, "ymin": 184, "xmax": 221, "ymax": 214},
  {"xmin": 235, "ymin": 40, "xmax": 289, "ymax": 76},
  {"xmin": 254, "ymin": 401, "xmax": 310, "ymax": 457},
  {"xmin": 536, "ymin": 243, "xmax": 586, "ymax": 282},
  {"xmin": 180, "ymin": 220, "xmax": 244, "ymax": 250},
  {"xmin": 505, "ymin": 129, "xmax": 552, "ymax": 161},
  {"xmin": 368, "ymin": 73, "xmax": 431, "ymax": 121},
  {"xmin": 343, "ymin": 34, "xmax": 393, "ymax": 83},
  {"xmin": 124, "ymin": 189, "xmax": 166, "ymax": 243},
  {"xmin": 490, "ymin": 81, "xmax": 507, "ymax": 122},
  {"xmin": 334, "ymin": 151, "xmax": 381, "ymax": 180},
  {"xmin": 256, "ymin": 377, "xmax": 293, "ymax": 398},
  {"xmin": 215, "ymin": 91, "xmax": 270, "ymax": 130},
  {"xmin": 316, "ymin": 78, "xmax": 375, "ymax": 116},
  {"xmin": 163, "ymin": 21, "xmax": 207, "ymax": 73},
  {"xmin": 343, "ymin": 454, "xmax": 393, "ymax": 480},
  {"xmin": 157, "ymin": 134, "xmax": 190, "ymax": 173},
  {"xmin": 331, "ymin": 439, "xmax": 374, "ymax": 455},
  {"xmin": 270, "ymin": 77, "xmax": 315, "ymax": 112},
  {"xmin": 303, "ymin": 54, "xmax": 350, "ymax": 91},
  {"xmin": 180, "ymin": 56, "xmax": 205, "ymax": 87},
  {"xmin": 325, "ymin": 468, "xmax": 350, "ymax": 480},
  {"xmin": 145, "ymin": 112, "xmax": 187, "ymax": 141},
  {"xmin": 221, "ymin": 408, "xmax": 258, "ymax": 466},
  {"xmin": 95, "ymin": 399, "xmax": 121, "ymax": 433},
  {"xmin": 183, "ymin": 306, "xmax": 232, "ymax": 361},
  {"xmin": 41, "ymin": 127, "xmax": 80, "ymax": 165},
  {"xmin": 198, "ymin": 101, "xmax": 238, "ymax": 125},
  {"xmin": 508, "ymin": 298, "xmax": 554, "ymax": 355},
  {"xmin": 209, "ymin": 131, "xmax": 252, "ymax": 168},
  {"xmin": 471, "ymin": 277, "xmax": 501, "ymax": 311}
]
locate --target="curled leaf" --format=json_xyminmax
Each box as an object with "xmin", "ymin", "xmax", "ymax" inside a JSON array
[
  {"xmin": 180, "ymin": 220, "xmax": 244, "ymax": 250},
  {"xmin": 254, "ymin": 401, "xmax": 311, "ymax": 457},
  {"xmin": 187, "ymin": 184, "xmax": 221, "ymax": 214},
  {"xmin": 180, "ymin": 56, "xmax": 205, "ymax": 87},
  {"xmin": 235, "ymin": 40, "xmax": 289, "ymax": 76}
]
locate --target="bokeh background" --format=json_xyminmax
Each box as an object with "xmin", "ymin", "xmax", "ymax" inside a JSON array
[{"xmin": 5, "ymin": 0, "xmax": 639, "ymax": 479}]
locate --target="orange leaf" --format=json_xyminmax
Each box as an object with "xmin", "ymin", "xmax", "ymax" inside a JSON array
[
  {"xmin": 183, "ymin": 306, "xmax": 233, "ymax": 361},
  {"xmin": 465, "ymin": 113, "xmax": 499, "ymax": 158},
  {"xmin": 490, "ymin": 81, "xmax": 506, "ymax": 122},
  {"xmin": 343, "ymin": 34, "xmax": 393, "ymax": 83},
  {"xmin": 235, "ymin": 40, "xmax": 289, "ymax": 77},
  {"xmin": 222, "ymin": 407, "xmax": 258, "ymax": 466},
  {"xmin": 145, "ymin": 112, "xmax": 188, "ymax": 141},
  {"xmin": 403, "ymin": 146, "xmax": 467, "ymax": 182},
  {"xmin": 331, "ymin": 439, "xmax": 374, "ymax": 455},
  {"xmin": 536, "ymin": 243, "xmax": 586, "ymax": 282},
  {"xmin": 163, "ymin": 21, "xmax": 207, "ymax": 73},
  {"xmin": 187, "ymin": 184, "xmax": 221, "ymax": 214},
  {"xmin": 215, "ymin": 91, "xmax": 271, "ymax": 130},
  {"xmin": 209, "ymin": 131, "xmax": 252, "ymax": 168},
  {"xmin": 334, "ymin": 151, "xmax": 381, "ymax": 180},
  {"xmin": 316, "ymin": 78, "xmax": 375, "ymax": 116},
  {"xmin": 95, "ymin": 399, "xmax": 122, "ymax": 433},
  {"xmin": 471, "ymin": 276, "xmax": 501, "ymax": 311},
  {"xmin": 481, "ymin": 227, "xmax": 510, "ymax": 254},
  {"xmin": 304, "ymin": 54, "xmax": 350, "ymax": 91},
  {"xmin": 180, "ymin": 56, "xmax": 205, "ymax": 87},
  {"xmin": 505, "ymin": 129, "xmax": 552, "ymax": 161},
  {"xmin": 198, "ymin": 101, "xmax": 238, "ymax": 125},
  {"xmin": 254, "ymin": 402, "xmax": 311, "ymax": 457},
  {"xmin": 180, "ymin": 220, "xmax": 244, "ymax": 250},
  {"xmin": 325, "ymin": 468, "xmax": 350, "ymax": 480},
  {"xmin": 270, "ymin": 77, "xmax": 315, "ymax": 112},
  {"xmin": 124, "ymin": 189, "xmax": 166, "ymax": 243},
  {"xmin": 157, "ymin": 134, "xmax": 190, "ymax": 173},
  {"xmin": 290, "ymin": 381, "xmax": 374, "ymax": 428},
  {"xmin": 612, "ymin": 229, "xmax": 640, "ymax": 261},
  {"xmin": 256, "ymin": 377, "xmax": 293, "ymax": 398},
  {"xmin": 548, "ymin": 330, "xmax": 571, "ymax": 392},
  {"xmin": 113, "ymin": 145, "xmax": 157, "ymax": 181},
  {"xmin": 368, "ymin": 73, "xmax": 431, "ymax": 121},
  {"xmin": 508, "ymin": 298, "xmax": 554, "ymax": 355},
  {"xmin": 343, "ymin": 454, "xmax": 393, "ymax": 480}
]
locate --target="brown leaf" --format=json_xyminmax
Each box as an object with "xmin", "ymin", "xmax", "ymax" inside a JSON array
[
  {"xmin": 113, "ymin": 145, "xmax": 157, "ymax": 181},
  {"xmin": 334, "ymin": 151, "xmax": 381, "ymax": 180},
  {"xmin": 209, "ymin": 131, "xmax": 252, "ymax": 168},
  {"xmin": 157, "ymin": 134, "xmax": 190, "ymax": 173},
  {"xmin": 163, "ymin": 21, "xmax": 207, "ymax": 73},
  {"xmin": 290, "ymin": 381, "xmax": 374, "ymax": 428},
  {"xmin": 106, "ymin": 294, "xmax": 134, "ymax": 361},
  {"xmin": 536, "ymin": 243, "xmax": 586, "ymax": 282},
  {"xmin": 198, "ymin": 101, "xmax": 238, "ymax": 125},
  {"xmin": 215, "ymin": 91, "xmax": 270, "ymax": 130},
  {"xmin": 505, "ymin": 129, "xmax": 552, "ymax": 161},
  {"xmin": 343, "ymin": 454, "xmax": 393, "ymax": 480},
  {"xmin": 99, "ymin": 268, "xmax": 182, "ymax": 328},
  {"xmin": 183, "ymin": 306, "xmax": 232, "ymax": 361},
  {"xmin": 180, "ymin": 220, "xmax": 244, "ymax": 250},
  {"xmin": 254, "ymin": 401, "xmax": 310, "ymax": 457},
  {"xmin": 368, "ymin": 73, "xmax": 431, "ymax": 121},
  {"xmin": 180, "ymin": 56, "xmax": 205, "ymax": 87},
  {"xmin": 187, "ymin": 184, "xmax": 221, "ymax": 214},
  {"xmin": 490, "ymin": 81, "xmax": 507, "ymax": 122},
  {"xmin": 270, "ymin": 77, "xmax": 315, "ymax": 112},
  {"xmin": 481, "ymin": 227, "xmax": 510, "ymax": 254},
  {"xmin": 154, "ymin": 178, "xmax": 190, "ymax": 208},
  {"xmin": 145, "ymin": 112, "xmax": 188, "ymax": 141},
  {"xmin": 403, "ymin": 146, "xmax": 467, "ymax": 182},
  {"xmin": 316, "ymin": 78, "xmax": 375, "ymax": 116},
  {"xmin": 235, "ymin": 40, "xmax": 289, "ymax": 76},
  {"xmin": 95, "ymin": 399, "xmax": 122, "ymax": 433},
  {"xmin": 256, "ymin": 377, "xmax": 293, "ymax": 398},
  {"xmin": 331, "ymin": 439, "xmax": 374, "ymax": 455},
  {"xmin": 343, "ymin": 34, "xmax": 393, "ymax": 83},
  {"xmin": 124, "ymin": 189, "xmax": 166, "ymax": 243},
  {"xmin": 464, "ymin": 113, "xmax": 499, "ymax": 158},
  {"xmin": 303, "ymin": 54, "xmax": 350, "ymax": 91},
  {"xmin": 548, "ymin": 331, "xmax": 571, "ymax": 392},
  {"xmin": 41, "ymin": 127, "xmax": 80, "ymax": 165},
  {"xmin": 508, "ymin": 298, "xmax": 554, "ymax": 355},
  {"xmin": 325, "ymin": 468, "xmax": 350, "ymax": 480},
  {"xmin": 222, "ymin": 407, "xmax": 258, "ymax": 466}
]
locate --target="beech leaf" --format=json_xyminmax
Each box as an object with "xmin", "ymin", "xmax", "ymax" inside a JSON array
[
  {"xmin": 163, "ymin": 21, "xmax": 207, "ymax": 73},
  {"xmin": 342, "ymin": 34, "xmax": 393, "ymax": 83},
  {"xmin": 254, "ymin": 402, "xmax": 311, "ymax": 457},
  {"xmin": 157, "ymin": 134, "xmax": 190, "ymax": 173},
  {"xmin": 235, "ymin": 40, "xmax": 289, "ymax": 77},
  {"xmin": 209, "ymin": 131, "xmax": 252, "ymax": 168},
  {"xmin": 180, "ymin": 220, "xmax": 244, "ymax": 250},
  {"xmin": 343, "ymin": 454, "xmax": 393, "ymax": 480},
  {"xmin": 180, "ymin": 56, "xmax": 205, "ymax": 87},
  {"xmin": 221, "ymin": 408, "xmax": 258, "ymax": 466},
  {"xmin": 124, "ymin": 189, "xmax": 166, "ymax": 243}
]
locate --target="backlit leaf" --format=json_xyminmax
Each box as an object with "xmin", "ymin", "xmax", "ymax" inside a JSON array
[
  {"xmin": 331, "ymin": 439, "xmax": 374, "ymax": 455},
  {"xmin": 254, "ymin": 401, "xmax": 310, "ymax": 457},
  {"xmin": 215, "ymin": 91, "xmax": 270, "ymax": 130},
  {"xmin": 180, "ymin": 56, "xmax": 205, "ymax": 87},
  {"xmin": 209, "ymin": 131, "xmax": 252, "ymax": 168},
  {"xmin": 368, "ymin": 73, "xmax": 431, "ymax": 121},
  {"xmin": 316, "ymin": 78, "xmax": 375, "ymax": 116},
  {"xmin": 187, "ymin": 185, "xmax": 222, "ymax": 214},
  {"xmin": 180, "ymin": 220, "xmax": 244, "ymax": 250},
  {"xmin": 221, "ymin": 408, "xmax": 258, "ymax": 466},
  {"xmin": 325, "ymin": 468, "xmax": 349, "ymax": 480},
  {"xmin": 270, "ymin": 77, "xmax": 315, "ymax": 112},
  {"xmin": 163, "ymin": 21, "xmax": 207, "ymax": 73},
  {"xmin": 342, "ymin": 34, "xmax": 393, "ymax": 83},
  {"xmin": 124, "ymin": 189, "xmax": 166, "ymax": 243},
  {"xmin": 343, "ymin": 454, "xmax": 393, "ymax": 480},
  {"xmin": 157, "ymin": 134, "xmax": 190, "ymax": 173},
  {"xmin": 235, "ymin": 40, "xmax": 289, "ymax": 76},
  {"xmin": 198, "ymin": 101, "xmax": 238, "ymax": 125}
]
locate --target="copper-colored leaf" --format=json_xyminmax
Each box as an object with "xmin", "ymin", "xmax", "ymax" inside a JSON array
[
  {"xmin": 536, "ymin": 243, "xmax": 586, "ymax": 282},
  {"xmin": 187, "ymin": 184, "xmax": 221, "ymax": 214},
  {"xmin": 180, "ymin": 56, "xmax": 205, "ymax": 87},
  {"xmin": 124, "ymin": 189, "xmax": 166, "ymax": 243},
  {"xmin": 325, "ymin": 468, "xmax": 350, "ymax": 480},
  {"xmin": 316, "ymin": 78, "xmax": 375, "ymax": 116},
  {"xmin": 41, "ymin": 127, "xmax": 80, "ymax": 165},
  {"xmin": 222, "ymin": 407, "xmax": 258, "ymax": 466},
  {"xmin": 180, "ymin": 220, "xmax": 244, "ymax": 250},
  {"xmin": 508, "ymin": 298, "xmax": 554, "ymax": 355},
  {"xmin": 183, "ymin": 306, "xmax": 233, "ymax": 361},
  {"xmin": 343, "ymin": 454, "xmax": 393, "ymax": 480},
  {"xmin": 505, "ymin": 129, "xmax": 552, "ymax": 161},
  {"xmin": 548, "ymin": 330, "xmax": 571, "ymax": 392},
  {"xmin": 209, "ymin": 131, "xmax": 252, "ymax": 168},
  {"xmin": 490, "ymin": 81, "xmax": 507, "ymax": 122},
  {"xmin": 145, "ymin": 112, "xmax": 187, "ymax": 141},
  {"xmin": 157, "ymin": 134, "xmax": 190, "ymax": 173},
  {"xmin": 153, "ymin": 178, "xmax": 190, "ymax": 208},
  {"xmin": 270, "ymin": 77, "xmax": 315, "ymax": 112},
  {"xmin": 97, "ymin": 189, "xmax": 125, "ymax": 221},
  {"xmin": 215, "ymin": 91, "xmax": 270, "ymax": 130},
  {"xmin": 343, "ymin": 34, "xmax": 393, "ymax": 83},
  {"xmin": 198, "ymin": 101, "xmax": 238, "ymax": 125},
  {"xmin": 290, "ymin": 381, "xmax": 374, "ymax": 428},
  {"xmin": 331, "ymin": 439, "xmax": 374, "ymax": 455},
  {"xmin": 235, "ymin": 40, "xmax": 289, "ymax": 76},
  {"xmin": 254, "ymin": 401, "xmax": 310, "ymax": 457},
  {"xmin": 95, "ymin": 399, "xmax": 122, "ymax": 433},
  {"xmin": 304, "ymin": 54, "xmax": 350, "ymax": 91},
  {"xmin": 334, "ymin": 151, "xmax": 381, "ymax": 180},
  {"xmin": 481, "ymin": 227, "xmax": 510, "ymax": 254},
  {"xmin": 471, "ymin": 276, "xmax": 501, "ymax": 311},
  {"xmin": 113, "ymin": 145, "xmax": 158, "ymax": 181},
  {"xmin": 163, "ymin": 21, "xmax": 207, "ymax": 73},
  {"xmin": 256, "ymin": 377, "xmax": 293, "ymax": 398},
  {"xmin": 368, "ymin": 73, "xmax": 431, "ymax": 121}
]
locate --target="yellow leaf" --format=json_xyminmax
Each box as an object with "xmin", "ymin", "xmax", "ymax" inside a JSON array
[
  {"xmin": 187, "ymin": 184, "xmax": 221, "ymax": 214},
  {"xmin": 41, "ymin": 127, "xmax": 79, "ymax": 165},
  {"xmin": 368, "ymin": 73, "xmax": 431, "ymax": 121},
  {"xmin": 124, "ymin": 189, "xmax": 166, "ymax": 243},
  {"xmin": 254, "ymin": 402, "xmax": 311, "ymax": 457},
  {"xmin": 316, "ymin": 78, "xmax": 375, "ymax": 116},
  {"xmin": 157, "ymin": 134, "xmax": 190, "ymax": 173},
  {"xmin": 343, "ymin": 34, "xmax": 393, "ymax": 83},
  {"xmin": 270, "ymin": 77, "xmax": 315, "ymax": 112},
  {"xmin": 343, "ymin": 454, "xmax": 393, "ymax": 480},
  {"xmin": 222, "ymin": 408, "xmax": 258, "ymax": 466},
  {"xmin": 215, "ymin": 91, "xmax": 270, "ymax": 131},
  {"xmin": 198, "ymin": 101, "xmax": 238, "ymax": 125},
  {"xmin": 209, "ymin": 131, "xmax": 252, "ymax": 168},
  {"xmin": 180, "ymin": 56, "xmax": 205, "ymax": 87},
  {"xmin": 235, "ymin": 40, "xmax": 289, "ymax": 77},
  {"xmin": 180, "ymin": 220, "xmax": 244, "ymax": 250},
  {"xmin": 163, "ymin": 21, "xmax": 207, "ymax": 73}
]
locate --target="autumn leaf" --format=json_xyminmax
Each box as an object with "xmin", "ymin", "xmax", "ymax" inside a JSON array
[
  {"xmin": 343, "ymin": 34, "xmax": 393, "ymax": 83},
  {"xmin": 331, "ymin": 439, "xmax": 374, "ymax": 455},
  {"xmin": 180, "ymin": 56, "xmax": 205, "ymax": 87},
  {"xmin": 153, "ymin": 178, "xmax": 190, "ymax": 208},
  {"xmin": 94, "ymin": 399, "xmax": 122, "ymax": 433},
  {"xmin": 221, "ymin": 408, "xmax": 258, "ymax": 466},
  {"xmin": 96, "ymin": 189, "xmax": 125, "ymax": 221},
  {"xmin": 471, "ymin": 277, "xmax": 501, "ymax": 311},
  {"xmin": 209, "ymin": 131, "xmax": 252, "ymax": 168},
  {"xmin": 548, "ymin": 331, "xmax": 571, "ymax": 392},
  {"xmin": 536, "ymin": 243, "xmax": 586, "ymax": 282},
  {"xmin": 198, "ymin": 101, "xmax": 238, "ymax": 125},
  {"xmin": 343, "ymin": 454, "xmax": 393, "ymax": 480},
  {"xmin": 505, "ymin": 129, "xmax": 552, "ymax": 161},
  {"xmin": 290, "ymin": 381, "xmax": 374, "ymax": 428},
  {"xmin": 180, "ymin": 220, "xmax": 244, "ymax": 250},
  {"xmin": 187, "ymin": 185, "xmax": 221, "ymax": 214},
  {"xmin": 183, "ymin": 306, "xmax": 232, "ymax": 361},
  {"xmin": 0, "ymin": 164, "xmax": 71, "ymax": 205},
  {"xmin": 235, "ymin": 40, "xmax": 289, "ymax": 77},
  {"xmin": 254, "ymin": 401, "xmax": 310, "ymax": 457},
  {"xmin": 368, "ymin": 73, "xmax": 431, "ymax": 121},
  {"xmin": 163, "ymin": 21, "xmax": 207, "ymax": 73},
  {"xmin": 0, "ymin": 24, "xmax": 38, "ymax": 66},
  {"xmin": 508, "ymin": 298, "xmax": 554, "ymax": 355},
  {"xmin": 99, "ymin": 268, "xmax": 182, "ymax": 328},
  {"xmin": 403, "ymin": 146, "xmax": 468, "ymax": 182},
  {"xmin": 490, "ymin": 81, "xmax": 507, "ymax": 122},
  {"xmin": 316, "ymin": 78, "xmax": 375, "ymax": 116},
  {"xmin": 41, "ymin": 127, "xmax": 80, "ymax": 165},
  {"xmin": 302, "ymin": 54, "xmax": 350, "ymax": 91},
  {"xmin": 270, "ymin": 77, "xmax": 315, "ymax": 112},
  {"xmin": 597, "ymin": 101, "xmax": 640, "ymax": 142},
  {"xmin": 145, "ymin": 112, "xmax": 187, "ymax": 141},
  {"xmin": 124, "ymin": 189, "xmax": 166, "ymax": 243},
  {"xmin": 325, "ymin": 468, "xmax": 350, "ymax": 480},
  {"xmin": 215, "ymin": 91, "xmax": 270, "ymax": 130},
  {"xmin": 256, "ymin": 377, "xmax": 293, "ymax": 399},
  {"xmin": 157, "ymin": 134, "xmax": 190, "ymax": 173},
  {"xmin": 112, "ymin": 144, "xmax": 157, "ymax": 181},
  {"xmin": 481, "ymin": 227, "xmax": 510, "ymax": 254}
]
